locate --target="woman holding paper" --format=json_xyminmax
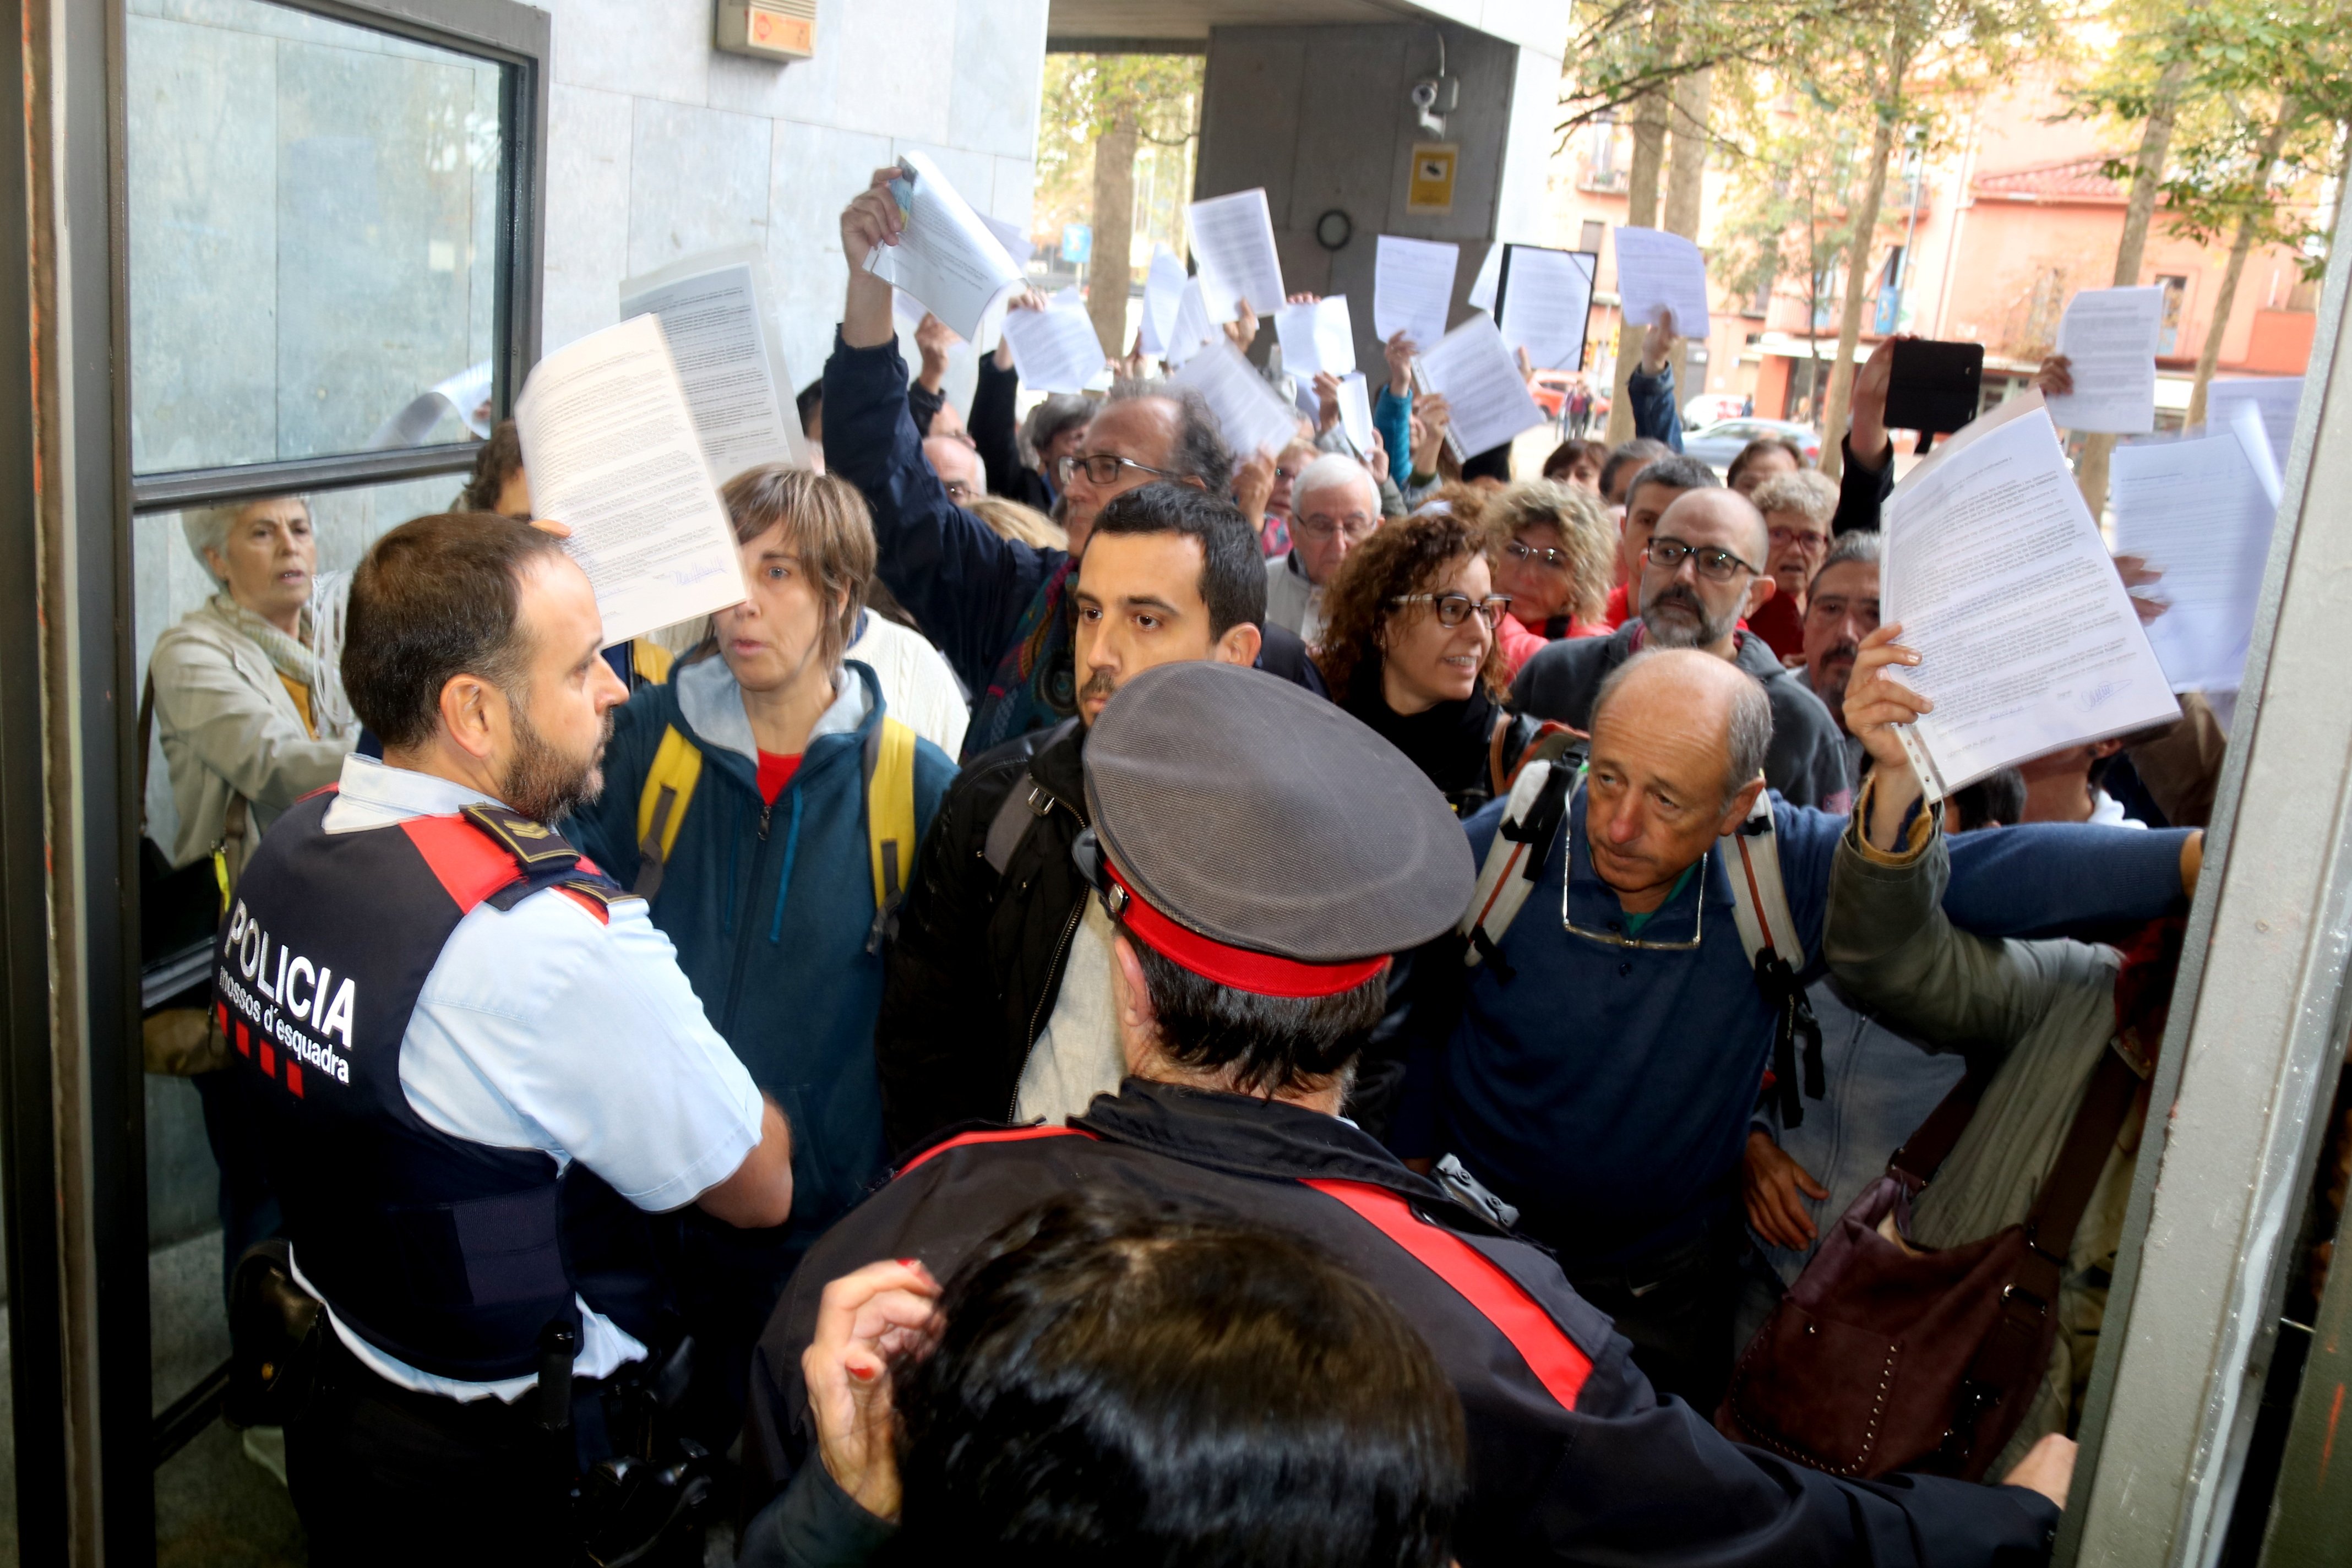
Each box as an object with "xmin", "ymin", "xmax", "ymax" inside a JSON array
[{"xmin": 570, "ymin": 465, "xmax": 956, "ymax": 1450}]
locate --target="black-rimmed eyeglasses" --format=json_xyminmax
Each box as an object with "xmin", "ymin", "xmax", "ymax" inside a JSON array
[
  {"xmin": 1645, "ymin": 537, "xmax": 1760, "ymax": 584},
  {"xmin": 1391, "ymin": 592, "xmax": 1513, "ymax": 629}
]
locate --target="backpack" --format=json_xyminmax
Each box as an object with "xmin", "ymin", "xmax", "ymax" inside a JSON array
[
  {"xmin": 631, "ymin": 715, "xmax": 921, "ymax": 952},
  {"xmin": 1457, "ymin": 732, "xmax": 1827, "ymax": 1125}
]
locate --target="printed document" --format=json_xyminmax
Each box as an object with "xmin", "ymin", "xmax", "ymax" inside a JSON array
[
  {"xmin": 1164, "ymin": 279, "xmax": 1216, "ymax": 369},
  {"xmin": 516, "ymin": 314, "xmax": 749, "ymax": 647},
  {"xmin": 1496, "ymin": 245, "xmax": 1597, "ymax": 373},
  {"xmin": 1000, "ymin": 300, "xmax": 1107, "ymax": 394},
  {"xmin": 1375, "ymin": 235, "xmax": 1458, "ymax": 353},
  {"xmin": 1275, "ymin": 295, "xmax": 1357, "ymax": 377},
  {"xmin": 619, "ymin": 246, "xmax": 808, "ymax": 481},
  {"xmin": 1170, "ymin": 339, "xmax": 1300, "ymax": 461},
  {"xmin": 978, "ymin": 213, "xmax": 1035, "ymax": 268},
  {"xmin": 1185, "ymin": 189, "xmax": 1285, "ymax": 322},
  {"xmin": 1139, "ymin": 249, "xmax": 1187, "ymax": 357},
  {"xmin": 862, "ymin": 151, "xmax": 1026, "ymax": 342},
  {"xmin": 1611, "ymin": 227, "xmax": 1712, "ymax": 337},
  {"xmin": 1881, "ymin": 394, "xmax": 2176, "ymax": 793},
  {"xmin": 1337, "ymin": 371, "xmax": 1375, "ymax": 455},
  {"xmin": 2044, "ymin": 286, "xmax": 2165, "ymax": 434},
  {"xmin": 2111, "ymin": 406, "xmax": 2280, "ymax": 693},
  {"xmin": 2206, "ymin": 377, "xmax": 2303, "ymax": 470},
  {"xmin": 1415, "ymin": 315, "xmax": 1547, "ymax": 457},
  {"xmin": 1466, "ymin": 241, "xmax": 1507, "ymax": 312}
]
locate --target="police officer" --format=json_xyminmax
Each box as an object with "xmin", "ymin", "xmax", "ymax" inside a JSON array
[
  {"xmin": 214, "ymin": 514, "xmax": 793, "ymax": 1565},
  {"xmin": 738, "ymin": 661, "xmax": 2072, "ymax": 1566}
]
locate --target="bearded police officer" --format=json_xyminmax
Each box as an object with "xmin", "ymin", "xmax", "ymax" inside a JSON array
[
  {"xmin": 737, "ymin": 661, "xmax": 2071, "ymax": 1567},
  {"xmin": 213, "ymin": 514, "xmax": 793, "ymax": 1565}
]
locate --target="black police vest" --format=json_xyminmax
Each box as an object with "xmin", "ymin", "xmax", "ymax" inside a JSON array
[{"xmin": 213, "ymin": 791, "xmax": 672, "ymax": 1384}]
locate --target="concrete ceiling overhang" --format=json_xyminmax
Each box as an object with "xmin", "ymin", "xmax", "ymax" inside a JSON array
[{"xmin": 1047, "ymin": 0, "xmax": 1567, "ymax": 56}]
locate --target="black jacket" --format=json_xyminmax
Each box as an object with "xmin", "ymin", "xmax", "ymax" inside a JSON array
[
  {"xmin": 968, "ymin": 356, "xmax": 1056, "ymax": 514},
  {"xmin": 743, "ymin": 1082, "xmax": 2061, "ymax": 1568},
  {"xmin": 1833, "ymin": 433, "xmax": 1899, "ymax": 535}
]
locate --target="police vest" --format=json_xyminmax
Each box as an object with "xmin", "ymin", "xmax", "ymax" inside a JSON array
[{"xmin": 212, "ymin": 791, "xmax": 671, "ymax": 1384}]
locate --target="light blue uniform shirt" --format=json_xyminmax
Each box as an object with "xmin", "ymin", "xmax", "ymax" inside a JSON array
[{"xmin": 290, "ymin": 755, "xmax": 764, "ymax": 1403}]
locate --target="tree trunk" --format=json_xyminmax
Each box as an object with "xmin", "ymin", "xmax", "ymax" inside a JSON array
[
  {"xmin": 1818, "ymin": 80, "xmax": 1899, "ymax": 483},
  {"xmin": 2075, "ymin": 55, "xmax": 2190, "ymax": 514},
  {"xmin": 1662, "ymin": 67, "xmax": 1714, "ymax": 399},
  {"xmin": 2187, "ymin": 107, "xmax": 2295, "ymax": 429},
  {"xmin": 1087, "ymin": 116, "xmax": 1139, "ymax": 358},
  {"xmin": 1605, "ymin": 88, "xmax": 1673, "ymax": 447}
]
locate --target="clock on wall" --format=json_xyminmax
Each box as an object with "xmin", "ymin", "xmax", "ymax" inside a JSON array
[{"xmin": 1315, "ymin": 209, "xmax": 1353, "ymax": 251}]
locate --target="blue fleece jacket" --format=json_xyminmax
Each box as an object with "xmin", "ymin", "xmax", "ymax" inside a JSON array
[
  {"xmin": 572, "ymin": 657, "xmax": 954, "ymax": 1250},
  {"xmin": 1374, "ymin": 384, "xmax": 1415, "ymax": 487},
  {"xmin": 1626, "ymin": 361, "xmax": 1685, "ymax": 451},
  {"xmin": 1411, "ymin": 790, "xmax": 2188, "ymax": 1271}
]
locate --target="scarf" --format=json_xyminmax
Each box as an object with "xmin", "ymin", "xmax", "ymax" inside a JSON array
[
  {"xmin": 964, "ymin": 558, "xmax": 1079, "ymax": 761},
  {"xmin": 1339, "ymin": 659, "xmax": 1501, "ymax": 805},
  {"xmin": 213, "ymin": 593, "xmax": 319, "ymax": 692}
]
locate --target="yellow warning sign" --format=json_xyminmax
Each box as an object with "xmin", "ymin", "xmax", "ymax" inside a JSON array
[{"xmin": 1407, "ymin": 143, "xmax": 1459, "ymax": 214}]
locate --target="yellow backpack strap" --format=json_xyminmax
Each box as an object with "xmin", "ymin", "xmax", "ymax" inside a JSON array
[
  {"xmin": 629, "ymin": 636, "xmax": 675, "ymax": 688},
  {"xmin": 633, "ymin": 725, "xmax": 703, "ymax": 899},
  {"xmin": 863, "ymin": 716, "xmax": 920, "ymax": 952}
]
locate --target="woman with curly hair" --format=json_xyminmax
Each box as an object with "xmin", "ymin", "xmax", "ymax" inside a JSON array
[
  {"xmin": 1483, "ymin": 479, "xmax": 1617, "ymax": 677},
  {"xmin": 1315, "ymin": 511, "xmax": 1540, "ymax": 814}
]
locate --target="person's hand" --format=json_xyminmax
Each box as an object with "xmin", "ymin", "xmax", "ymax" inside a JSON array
[
  {"xmin": 2036, "ymin": 354, "xmax": 2076, "ymax": 399},
  {"xmin": 1848, "ymin": 335, "xmax": 1903, "ymax": 472},
  {"xmin": 1367, "ymin": 427, "xmax": 1390, "ymax": 476},
  {"xmin": 1384, "ymin": 330, "xmax": 1418, "ymax": 396},
  {"xmin": 1119, "ymin": 330, "xmax": 1146, "ymax": 380},
  {"xmin": 802, "ymin": 1257, "xmax": 941, "ymax": 1523},
  {"xmin": 1516, "ymin": 345, "xmax": 1538, "ymax": 386},
  {"xmin": 1640, "ymin": 308, "xmax": 1679, "ymax": 374},
  {"xmin": 1285, "ymin": 291, "xmax": 1320, "ymax": 306},
  {"xmin": 1845, "ymin": 622, "xmax": 1931, "ymax": 847},
  {"xmin": 1313, "ymin": 371, "xmax": 1343, "ymax": 434},
  {"xmin": 1223, "ymin": 298, "xmax": 1258, "ymax": 355},
  {"xmin": 1411, "ymin": 393, "xmax": 1453, "ymax": 473},
  {"xmin": 2114, "ymin": 553, "xmax": 2168, "ymax": 625},
  {"xmin": 1744, "ymin": 1130, "xmax": 1830, "ymax": 1251},
  {"xmin": 2000, "ymin": 1433, "xmax": 2078, "ymax": 1510},
  {"xmin": 840, "ymin": 166, "xmax": 903, "ymax": 274},
  {"xmin": 992, "ymin": 288, "xmax": 1043, "ymax": 370},
  {"xmin": 1234, "ymin": 450, "xmax": 1276, "ymax": 527},
  {"xmin": 915, "ymin": 313, "xmax": 956, "ymax": 392}
]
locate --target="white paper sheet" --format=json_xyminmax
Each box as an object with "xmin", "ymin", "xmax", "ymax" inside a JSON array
[
  {"xmin": 2206, "ymin": 377, "xmax": 2303, "ymax": 470},
  {"xmin": 2111, "ymin": 409, "xmax": 2280, "ymax": 693},
  {"xmin": 861, "ymin": 151, "xmax": 1026, "ymax": 343},
  {"xmin": 515, "ymin": 315, "xmax": 750, "ymax": 647},
  {"xmin": 2043, "ymin": 286, "xmax": 2165, "ymax": 434},
  {"xmin": 619, "ymin": 246, "xmax": 809, "ymax": 483},
  {"xmin": 1611, "ymin": 227, "xmax": 1712, "ymax": 337},
  {"xmin": 1139, "ymin": 248, "xmax": 1186, "ymax": 357},
  {"xmin": 1275, "ymin": 295, "xmax": 1357, "ymax": 378},
  {"xmin": 1000, "ymin": 300, "xmax": 1107, "ymax": 394},
  {"xmin": 1375, "ymin": 235, "xmax": 1459, "ymax": 353},
  {"xmin": 1337, "ymin": 371, "xmax": 1375, "ymax": 455},
  {"xmin": 1881, "ymin": 396, "xmax": 2177, "ymax": 793},
  {"xmin": 1496, "ymin": 245, "xmax": 1598, "ymax": 373},
  {"xmin": 1185, "ymin": 189, "xmax": 1285, "ymax": 322},
  {"xmin": 1170, "ymin": 338, "xmax": 1302, "ymax": 460},
  {"xmin": 1415, "ymin": 315, "xmax": 1548, "ymax": 457},
  {"xmin": 1466, "ymin": 241, "xmax": 1507, "ymax": 312},
  {"xmin": 1163, "ymin": 279, "xmax": 1216, "ymax": 370},
  {"xmin": 978, "ymin": 213, "xmax": 1035, "ymax": 268}
]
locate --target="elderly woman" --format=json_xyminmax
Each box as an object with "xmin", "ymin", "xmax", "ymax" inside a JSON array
[
  {"xmin": 1482, "ymin": 479, "xmax": 1618, "ymax": 677},
  {"xmin": 1314, "ymin": 511, "xmax": 1538, "ymax": 815},
  {"xmin": 1746, "ymin": 468, "xmax": 1840, "ymax": 660}
]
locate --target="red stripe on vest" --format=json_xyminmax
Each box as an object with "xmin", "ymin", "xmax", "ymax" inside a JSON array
[
  {"xmin": 287, "ymin": 1061, "xmax": 304, "ymax": 1098},
  {"xmin": 260, "ymin": 1041, "xmax": 277, "ymax": 1080},
  {"xmin": 235, "ymin": 1021, "xmax": 251, "ymax": 1058},
  {"xmin": 896, "ymin": 1124, "xmax": 1097, "ymax": 1177},
  {"xmin": 1304, "ymin": 1178, "xmax": 1592, "ymax": 1410},
  {"xmin": 401, "ymin": 815, "xmax": 527, "ymax": 914}
]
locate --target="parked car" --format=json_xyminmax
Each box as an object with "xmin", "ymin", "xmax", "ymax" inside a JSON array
[
  {"xmin": 1683, "ymin": 393, "xmax": 1749, "ymax": 428},
  {"xmin": 1529, "ymin": 371, "xmax": 1575, "ymax": 421},
  {"xmin": 1683, "ymin": 417, "xmax": 1823, "ymax": 476}
]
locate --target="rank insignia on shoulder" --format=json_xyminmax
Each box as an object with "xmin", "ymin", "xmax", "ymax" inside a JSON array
[{"xmin": 461, "ymin": 803, "xmax": 580, "ymax": 871}]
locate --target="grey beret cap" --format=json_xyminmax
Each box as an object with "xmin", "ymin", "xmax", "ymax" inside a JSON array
[{"xmin": 1083, "ymin": 662, "xmax": 1474, "ymax": 963}]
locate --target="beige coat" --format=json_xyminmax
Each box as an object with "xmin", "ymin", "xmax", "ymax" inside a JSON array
[{"xmin": 148, "ymin": 599, "xmax": 353, "ymax": 869}]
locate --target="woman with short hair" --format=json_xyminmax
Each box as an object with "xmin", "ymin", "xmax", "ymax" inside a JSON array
[{"xmin": 1482, "ymin": 480, "xmax": 1617, "ymax": 677}]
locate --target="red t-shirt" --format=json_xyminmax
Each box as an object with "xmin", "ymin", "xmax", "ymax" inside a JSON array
[
  {"xmin": 1745, "ymin": 592, "xmax": 1807, "ymax": 662},
  {"xmin": 1602, "ymin": 581, "xmax": 1631, "ymax": 628},
  {"xmin": 756, "ymin": 751, "xmax": 802, "ymax": 804}
]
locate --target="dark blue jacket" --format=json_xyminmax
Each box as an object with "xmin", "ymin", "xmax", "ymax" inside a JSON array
[
  {"xmin": 1627, "ymin": 360, "xmax": 1686, "ymax": 451},
  {"xmin": 571, "ymin": 657, "xmax": 954, "ymax": 1249},
  {"xmin": 1402, "ymin": 791, "xmax": 2189, "ymax": 1270}
]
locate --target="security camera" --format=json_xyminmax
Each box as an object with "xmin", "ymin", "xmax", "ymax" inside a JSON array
[
  {"xmin": 1411, "ymin": 79, "xmax": 1440, "ymax": 111},
  {"xmin": 1412, "ymin": 76, "xmax": 1457, "ymax": 136}
]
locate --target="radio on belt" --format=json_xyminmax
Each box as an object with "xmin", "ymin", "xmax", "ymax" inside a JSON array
[{"xmin": 715, "ymin": 0, "xmax": 815, "ymax": 61}]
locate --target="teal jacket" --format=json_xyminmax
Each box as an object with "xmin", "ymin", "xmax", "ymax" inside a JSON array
[{"xmin": 572, "ymin": 656, "xmax": 954, "ymax": 1248}]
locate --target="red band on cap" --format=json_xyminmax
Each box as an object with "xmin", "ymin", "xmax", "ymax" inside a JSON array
[{"xmin": 1106, "ymin": 865, "xmax": 1391, "ymax": 999}]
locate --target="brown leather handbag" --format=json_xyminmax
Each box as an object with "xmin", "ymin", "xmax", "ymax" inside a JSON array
[{"xmin": 1715, "ymin": 1044, "xmax": 2142, "ymax": 1481}]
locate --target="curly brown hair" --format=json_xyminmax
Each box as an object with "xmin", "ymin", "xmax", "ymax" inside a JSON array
[
  {"xmin": 1480, "ymin": 478, "xmax": 1614, "ymax": 624},
  {"xmin": 1314, "ymin": 511, "xmax": 1509, "ymax": 706}
]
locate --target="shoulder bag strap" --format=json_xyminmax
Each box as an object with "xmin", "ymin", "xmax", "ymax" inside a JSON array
[
  {"xmin": 2021, "ymin": 1045, "xmax": 2144, "ymax": 1274},
  {"xmin": 1886, "ymin": 1066, "xmax": 1992, "ymax": 1193}
]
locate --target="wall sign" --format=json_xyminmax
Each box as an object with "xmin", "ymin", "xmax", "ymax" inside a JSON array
[{"xmin": 1407, "ymin": 143, "xmax": 1458, "ymax": 215}]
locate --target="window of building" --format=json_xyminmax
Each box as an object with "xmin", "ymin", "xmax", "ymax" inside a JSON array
[
  {"xmin": 1580, "ymin": 220, "xmax": 1605, "ymax": 256},
  {"xmin": 2155, "ymin": 273, "xmax": 2189, "ymax": 356}
]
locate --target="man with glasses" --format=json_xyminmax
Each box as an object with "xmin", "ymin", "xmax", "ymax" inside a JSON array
[
  {"xmin": 1264, "ymin": 453, "xmax": 1382, "ymax": 642},
  {"xmin": 1745, "ymin": 469, "xmax": 1840, "ymax": 660},
  {"xmin": 1515, "ymin": 487, "xmax": 1853, "ymax": 809}
]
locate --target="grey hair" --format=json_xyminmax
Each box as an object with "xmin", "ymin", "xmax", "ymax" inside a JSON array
[
  {"xmin": 1107, "ymin": 377, "xmax": 1235, "ymax": 497},
  {"xmin": 1592, "ymin": 647, "xmax": 1777, "ymax": 809},
  {"xmin": 1626, "ymin": 453, "xmax": 1721, "ymax": 504},
  {"xmin": 182, "ymin": 496, "xmax": 311, "ymax": 582},
  {"xmin": 1021, "ymin": 393, "xmax": 1094, "ymax": 466},
  {"xmin": 1749, "ymin": 469, "xmax": 1838, "ymax": 529},
  {"xmin": 1810, "ymin": 529, "xmax": 1882, "ymax": 596},
  {"xmin": 1292, "ymin": 451, "xmax": 1378, "ymax": 513}
]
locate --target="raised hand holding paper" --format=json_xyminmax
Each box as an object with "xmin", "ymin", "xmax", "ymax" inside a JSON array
[
  {"xmin": 2111, "ymin": 406, "xmax": 2280, "ymax": 693},
  {"xmin": 1375, "ymin": 235, "xmax": 1458, "ymax": 353},
  {"xmin": 1611, "ymin": 227, "xmax": 1712, "ymax": 339},
  {"xmin": 2044, "ymin": 285, "xmax": 2164, "ymax": 434},
  {"xmin": 619, "ymin": 245, "xmax": 808, "ymax": 478},
  {"xmin": 1881, "ymin": 393, "xmax": 2176, "ymax": 794},
  {"xmin": 1495, "ymin": 245, "xmax": 1597, "ymax": 373},
  {"xmin": 1415, "ymin": 315, "xmax": 1547, "ymax": 456},
  {"xmin": 1275, "ymin": 296, "xmax": 1357, "ymax": 377},
  {"xmin": 1000, "ymin": 299, "xmax": 1107, "ymax": 394},
  {"xmin": 1337, "ymin": 371, "xmax": 1375, "ymax": 455},
  {"xmin": 1185, "ymin": 189, "xmax": 1284, "ymax": 322},
  {"xmin": 861, "ymin": 151, "xmax": 1026, "ymax": 342},
  {"xmin": 1171, "ymin": 338, "xmax": 1301, "ymax": 461},
  {"xmin": 515, "ymin": 314, "xmax": 749, "ymax": 647},
  {"xmin": 2207, "ymin": 376, "xmax": 2303, "ymax": 470}
]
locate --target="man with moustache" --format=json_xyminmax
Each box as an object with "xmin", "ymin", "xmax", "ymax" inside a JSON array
[
  {"xmin": 875, "ymin": 484, "xmax": 1272, "ymax": 1155},
  {"xmin": 1798, "ymin": 531, "xmax": 1882, "ymax": 784},
  {"xmin": 214, "ymin": 515, "xmax": 796, "ymax": 1562},
  {"xmin": 1512, "ymin": 487, "xmax": 1853, "ymax": 809}
]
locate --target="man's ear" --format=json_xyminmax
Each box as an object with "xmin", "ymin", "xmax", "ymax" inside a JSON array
[
  {"xmin": 1110, "ymin": 932, "xmax": 1161, "ymax": 1079},
  {"xmin": 1216, "ymin": 622, "xmax": 1264, "ymax": 667},
  {"xmin": 1746, "ymin": 573, "xmax": 1779, "ymax": 616},
  {"xmin": 436, "ymin": 673, "xmax": 505, "ymax": 764},
  {"xmin": 1715, "ymin": 774, "xmax": 1767, "ymax": 837}
]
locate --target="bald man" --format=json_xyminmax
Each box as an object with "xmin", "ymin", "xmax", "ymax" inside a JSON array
[
  {"xmin": 1512, "ymin": 488, "xmax": 1852, "ymax": 810},
  {"xmin": 1397, "ymin": 646, "xmax": 2199, "ymax": 1407}
]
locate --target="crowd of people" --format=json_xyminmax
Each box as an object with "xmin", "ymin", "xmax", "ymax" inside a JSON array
[{"xmin": 146, "ymin": 160, "xmax": 2301, "ymax": 1568}]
